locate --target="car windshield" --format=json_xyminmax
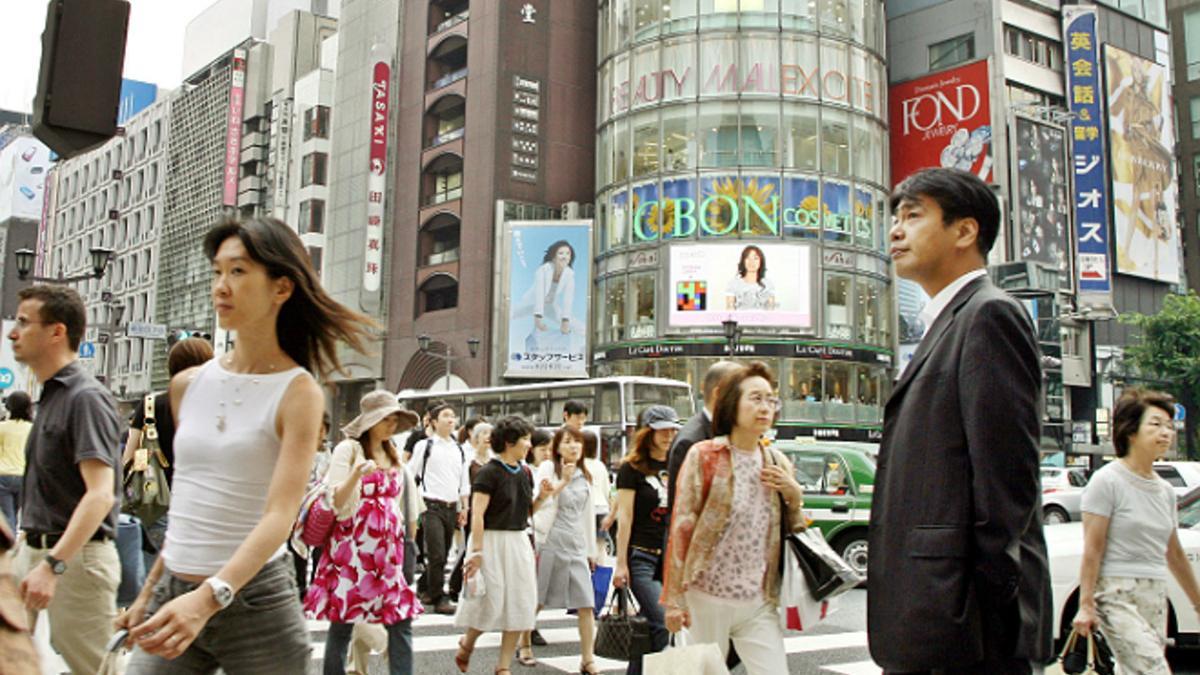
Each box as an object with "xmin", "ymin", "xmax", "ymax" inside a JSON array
[{"xmin": 1180, "ymin": 488, "xmax": 1200, "ymax": 529}]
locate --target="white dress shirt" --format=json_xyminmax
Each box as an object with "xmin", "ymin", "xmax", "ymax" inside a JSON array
[
  {"xmin": 916, "ymin": 268, "xmax": 988, "ymax": 338},
  {"xmin": 408, "ymin": 433, "xmax": 471, "ymax": 505}
]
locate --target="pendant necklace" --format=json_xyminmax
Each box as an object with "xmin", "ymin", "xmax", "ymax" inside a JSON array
[{"xmin": 216, "ymin": 353, "xmax": 282, "ymax": 432}]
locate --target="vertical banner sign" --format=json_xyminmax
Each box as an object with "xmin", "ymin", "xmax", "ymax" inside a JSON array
[
  {"xmin": 1105, "ymin": 47, "xmax": 1180, "ymax": 284},
  {"xmin": 888, "ymin": 59, "xmax": 993, "ymax": 187},
  {"xmin": 504, "ymin": 221, "xmax": 592, "ymax": 379},
  {"xmin": 1063, "ymin": 7, "xmax": 1114, "ymax": 307},
  {"xmin": 363, "ymin": 52, "xmax": 391, "ymax": 293},
  {"xmin": 222, "ymin": 49, "xmax": 248, "ymax": 207}
]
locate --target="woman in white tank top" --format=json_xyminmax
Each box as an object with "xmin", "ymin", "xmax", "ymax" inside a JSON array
[{"xmin": 117, "ymin": 217, "xmax": 375, "ymax": 674}]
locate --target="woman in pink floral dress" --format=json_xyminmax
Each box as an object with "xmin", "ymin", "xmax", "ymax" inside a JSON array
[{"xmin": 304, "ymin": 391, "xmax": 423, "ymax": 675}]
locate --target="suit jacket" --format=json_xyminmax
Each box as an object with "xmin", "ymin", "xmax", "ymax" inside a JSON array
[
  {"xmin": 658, "ymin": 411, "xmax": 712, "ymax": 580},
  {"xmin": 866, "ymin": 276, "xmax": 1053, "ymax": 671}
]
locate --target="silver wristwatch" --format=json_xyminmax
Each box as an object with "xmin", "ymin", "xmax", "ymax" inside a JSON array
[{"xmin": 204, "ymin": 577, "xmax": 235, "ymax": 609}]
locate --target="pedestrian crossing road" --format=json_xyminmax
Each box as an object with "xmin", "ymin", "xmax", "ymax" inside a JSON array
[{"xmin": 334, "ymin": 592, "xmax": 881, "ymax": 675}]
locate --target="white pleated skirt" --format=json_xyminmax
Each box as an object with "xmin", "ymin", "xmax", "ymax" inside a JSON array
[{"xmin": 453, "ymin": 530, "xmax": 538, "ymax": 632}]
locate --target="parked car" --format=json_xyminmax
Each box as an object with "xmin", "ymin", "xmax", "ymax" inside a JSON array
[
  {"xmin": 1046, "ymin": 486, "xmax": 1200, "ymax": 651},
  {"xmin": 777, "ymin": 441, "xmax": 878, "ymax": 580},
  {"xmin": 1155, "ymin": 462, "xmax": 1200, "ymax": 497},
  {"xmin": 1041, "ymin": 467, "xmax": 1089, "ymax": 525}
]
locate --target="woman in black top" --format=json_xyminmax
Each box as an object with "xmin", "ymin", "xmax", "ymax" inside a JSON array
[
  {"xmin": 453, "ymin": 416, "xmax": 538, "ymax": 675},
  {"xmin": 121, "ymin": 337, "xmax": 213, "ymax": 567},
  {"xmin": 612, "ymin": 405, "xmax": 680, "ymax": 675}
]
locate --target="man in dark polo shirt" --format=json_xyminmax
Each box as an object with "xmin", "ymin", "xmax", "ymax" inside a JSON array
[{"xmin": 8, "ymin": 285, "xmax": 121, "ymax": 674}]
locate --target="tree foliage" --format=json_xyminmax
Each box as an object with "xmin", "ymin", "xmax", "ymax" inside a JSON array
[{"xmin": 1121, "ymin": 291, "xmax": 1200, "ymax": 456}]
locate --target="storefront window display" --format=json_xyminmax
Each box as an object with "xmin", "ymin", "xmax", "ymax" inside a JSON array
[
  {"xmin": 740, "ymin": 101, "xmax": 780, "ymax": 167},
  {"xmin": 826, "ymin": 272, "xmax": 852, "ymax": 340},
  {"xmin": 662, "ymin": 105, "xmax": 698, "ymax": 171},
  {"xmin": 785, "ymin": 359, "xmax": 824, "ymax": 420},
  {"xmin": 605, "ymin": 275, "xmax": 627, "ymax": 342},
  {"xmin": 821, "ymin": 109, "xmax": 850, "ymax": 176},
  {"xmin": 698, "ymin": 102, "xmax": 741, "ymax": 168},
  {"xmin": 630, "ymin": 272, "xmax": 657, "ymax": 338},
  {"xmin": 632, "ymin": 112, "xmax": 661, "ymax": 177},
  {"xmin": 784, "ymin": 105, "xmax": 819, "ymax": 171}
]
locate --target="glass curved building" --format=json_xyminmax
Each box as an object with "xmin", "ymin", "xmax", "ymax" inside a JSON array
[{"xmin": 593, "ymin": 0, "xmax": 894, "ymax": 440}]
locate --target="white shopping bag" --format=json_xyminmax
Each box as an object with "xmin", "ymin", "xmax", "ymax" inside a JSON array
[
  {"xmin": 644, "ymin": 630, "xmax": 729, "ymax": 675},
  {"xmin": 778, "ymin": 535, "xmax": 838, "ymax": 634}
]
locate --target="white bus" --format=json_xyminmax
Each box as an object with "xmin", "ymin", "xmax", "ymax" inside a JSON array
[{"xmin": 396, "ymin": 376, "xmax": 695, "ymax": 466}]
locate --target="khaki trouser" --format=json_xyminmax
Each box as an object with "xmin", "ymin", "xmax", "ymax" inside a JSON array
[
  {"xmin": 15, "ymin": 539, "xmax": 119, "ymax": 675},
  {"xmin": 1095, "ymin": 576, "xmax": 1170, "ymax": 675}
]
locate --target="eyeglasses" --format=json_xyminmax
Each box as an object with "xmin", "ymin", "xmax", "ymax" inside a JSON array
[
  {"xmin": 745, "ymin": 394, "xmax": 782, "ymax": 411},
  {"xmin": 13, "ymin": 317, "xmax": 47, "ymax": 329}
]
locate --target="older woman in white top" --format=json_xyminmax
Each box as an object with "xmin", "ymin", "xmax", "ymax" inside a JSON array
[
  {"xmin": 1073, "ymin": 388, "xmax": 1200, "ymax": 674},
  {"xmin": 117, "ymin": 217, "xmax": 374, "ymax": 674}
]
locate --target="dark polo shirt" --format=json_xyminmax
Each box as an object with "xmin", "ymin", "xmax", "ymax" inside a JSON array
[{"xmin": 20, "ymin": 360, "xmax": 122, "ymax": 540}]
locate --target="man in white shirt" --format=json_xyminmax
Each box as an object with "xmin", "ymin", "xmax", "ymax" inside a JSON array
[
  {"xmin": 867, "ymin": 167, "xmax": 1051, "ymax": 674},
  {"xmin": 408, "ymin": 403, "xmax": 470, "ymax": 614}
]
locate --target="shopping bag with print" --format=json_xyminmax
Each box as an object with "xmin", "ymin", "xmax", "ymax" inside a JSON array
[
  {"xmin": 644, "ymin": 630, "xmax": 729, "ymax": 675},
  {"xmin": 779, "ymin": 530, "xmax": 838, "ymax": 633}
]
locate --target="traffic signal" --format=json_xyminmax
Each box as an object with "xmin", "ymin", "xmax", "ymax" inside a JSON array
[{"xmin": 32, "ymin": 0, "xmax": 131, "ymax": 158}]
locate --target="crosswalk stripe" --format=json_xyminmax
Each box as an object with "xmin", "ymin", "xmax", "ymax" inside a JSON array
[
  {"xmin": 785, "ymin": 630, "xmax": 869, "ymax": 653},
  {"xmin": 822, "ymin": 660, "xmax": 882, "ymax": 675}
]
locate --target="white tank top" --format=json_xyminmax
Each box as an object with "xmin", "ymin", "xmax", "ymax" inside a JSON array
[{"xmin": 163, "ymin": 358, "xmax": 308, "ymax": 576}]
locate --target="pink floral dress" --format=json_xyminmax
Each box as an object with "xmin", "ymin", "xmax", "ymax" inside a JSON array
[{"xmin": 304, "ymin": 468, "xmax": 423, "ymax": 624}]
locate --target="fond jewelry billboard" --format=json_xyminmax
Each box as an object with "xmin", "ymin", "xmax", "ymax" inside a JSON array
[{"xmin": 1104, "ymin": 46, "xmax": 1180, "ymax": 285}]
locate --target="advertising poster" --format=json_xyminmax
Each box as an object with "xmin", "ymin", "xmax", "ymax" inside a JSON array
[
  {"xmin": 505, "ymin": 222, "xmax": 591, "ymax": 379},
  {"xmin": 1014, "ymin": 117, "xmax": 1071, "ymax": 282},
  {"xmin": 888, "ymin": 59, "xmax": 993, "ymax": 187},
  {"xmin": 668, "ymin": 243, "xmax": 813, "ymax": 329},
  {"xmin": 1063, "ymin": 7, "xmax": 1113, "ymax": 305},
  {"xmin": 1105, "ymin": 46, "xmax": 1180, "ymax": 284},
  {"xmin": 0, "ymin": 138, "xmax": 51, "ymax": 222},
  {"xmin": 118, "ymin": 79, "xmax": 158, "ymax": 125},
  {"xmin": 783, "ymin": 176, "xmax": 820, "ymax": 239}
]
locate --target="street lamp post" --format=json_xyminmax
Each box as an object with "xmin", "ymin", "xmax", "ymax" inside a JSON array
[
  {"xmin": 418, "ymin": 334, "xmax": 481, "ymax": 391},
  {"xmin": 97, "ymin": 301, "xmax": 125, "ymax": 389},
  {"xmin": 13, "ymin": 247, "xmax": 114, "ymax": 284},
  {"xmin": 722, "ymin": 318, "xmax": 741, "ymax": 355}
]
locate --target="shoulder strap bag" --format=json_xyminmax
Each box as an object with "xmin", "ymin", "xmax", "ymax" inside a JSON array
[
  {"xmin": 122, "ymin": 394, "xmax": 171, "ymax": 527},
  {"xmin": 594, "ymin": 586, "xmax": 652, "ymax": 661}
]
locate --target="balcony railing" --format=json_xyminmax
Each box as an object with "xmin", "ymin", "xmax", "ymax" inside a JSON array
[
  {"xmin": 433, "ymin": 9, "xmax": 469, "ymax": 34},
  {"xmin": 430, "ymin": 68, "xmax": 468, "ymax": 91},
  {"xmin": 425, "ymin": 249, "xmax": 461, "ymax": 266},
  {"xmin": 426, "ymin": 187, "xmax": 463, "ymax": 206},
  {"xmin": 427, "ymin": 127, "xmax": 465, "ymax": 148}
]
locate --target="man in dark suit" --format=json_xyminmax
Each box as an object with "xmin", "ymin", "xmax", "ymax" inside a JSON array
[
  {"xmin": 663, "ymin": 359, "xmax": 740, "ymax": 669},
  {"xmin": 665, "ymin": 360, "xmax": 740, "ymax": 522},
  {"xmin": 868, "ymin": 168, "xmax": 1052, "ymax": 674}
]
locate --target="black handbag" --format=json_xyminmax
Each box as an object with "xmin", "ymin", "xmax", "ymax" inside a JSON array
[
  {"xmin": 593, "ymin": 586, "xmax": 652, "ymax": 661},
  {"xmin": 1057, "ymin": 626, "xmax": 1115, "ymax": 675},
  {"xmin": 771, "ymin": 452, "xmax": 861, "ymax": 602}
]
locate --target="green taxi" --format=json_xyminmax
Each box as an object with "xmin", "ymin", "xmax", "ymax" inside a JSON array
[{"xmin": 776, "ymin": 440, "xmax": 878, "ymax": 579}]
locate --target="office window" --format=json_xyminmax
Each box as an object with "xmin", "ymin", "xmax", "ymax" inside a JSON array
[
  {"xmin": 299, "ymin": 199, "xmax": 325, "ymax": 234},
  {"xmin": 1192, "ymin": 98, "xmax": 1200, "ymax": 140},
  {"xmin": 1004, "ymin": 27, "xmax": 1061, "ymax": 71},
  {"xmin": 928, "ymin": 34, "xmax": 974, "ymax": 70},
  {"xmin": 301, "ymin": 152, "xmax": 328, "ymax": 187},
  {"xmin": 1187, "ymin": 8, "xmax": 1200, "ymax": 81},
  {"xmin": 303, "ymin": 106, "xmax": 331, "ymax": 140}
]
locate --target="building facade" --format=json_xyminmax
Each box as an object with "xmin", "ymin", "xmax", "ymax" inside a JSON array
[
  {"xmin": 0, "ymin": 132, "xmax": 52, "ymax": 321},
  {"xmin": 886, "ymin": 0, "xmax": 1179, "ymax": 453},
  {"xmin": 357, "ymin": 0, "xmax": 597, "ymax": 408},
  {"xmin": 592, "ymin": 0, "xmax": 893, "ymax": 441},
  {"xmin": 1169, "ymin": 0, "xmax": 1200, "ymax": 291},
  {"xmin": 40, "ymin": 94, "xmax": 171, "ymax": 401}
]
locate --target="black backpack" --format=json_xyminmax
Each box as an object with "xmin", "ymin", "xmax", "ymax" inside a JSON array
[{"xmin": 414, "ymin": 436, "xmax": 465, "ymax": 487}]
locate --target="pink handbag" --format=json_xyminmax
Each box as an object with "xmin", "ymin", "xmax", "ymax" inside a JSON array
[{"xmin": 300, "ymin": 492, "xmax": 336, "ymax": 547}]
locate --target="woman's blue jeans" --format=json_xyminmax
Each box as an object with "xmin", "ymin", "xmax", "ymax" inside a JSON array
[
  {"xmin": 625, "ymin": 549, "xmax": 669, "ymax": 675},
  {"xmin": 323, "ymin": 620, "xmax": 413, "ymax": 675}
]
